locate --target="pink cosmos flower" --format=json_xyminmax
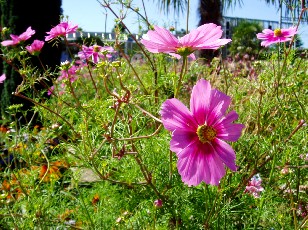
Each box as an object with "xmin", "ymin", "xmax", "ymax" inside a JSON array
[
  {"xmin": 141, "ymin": 23, "xmax": 231, "ymax": 60},
  {"xmin": 78, "ymin": 45, "xmax": 115, "ymax": 63},
  {"xmin": 1, "ymin": 27, "xmax": 35, "ymax": 46},
  {"xmin": 256, "ymin": 26, "xmax": 297, "ymax": 47},
  {"xmin": 26, "ymin": 40, "xmax": 44, "ymax": 55},
  {"xmin": 160, "ymin": 79, "xmax": 244, "ymax": 186},
  {"xmin": 0, "ymin": 74, "xmax": 6, "ymax": 83},
  {"xmin": 244, "ymin": 175, "xmax": 264, "ymax": 198},
  {"xmin": 45, "ymin": 22, "xmax": 78, "ymax": 41}
]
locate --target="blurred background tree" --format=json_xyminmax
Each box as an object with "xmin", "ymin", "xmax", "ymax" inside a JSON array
[
  {"xmin": 228, "ymin": 21, "xmax": 263, "ymax": 57},
  {"xmin": 0, "ymin": 0, "xmax": 62, "ymax": 122}
]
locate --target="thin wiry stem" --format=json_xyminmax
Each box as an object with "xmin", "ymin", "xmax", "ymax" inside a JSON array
[
  {"xmin": 174, "ymin": 56, "xmax": 187, "ymax": 98},
  {"xmin": 115, "ymin": 124, "xmax": 162, "ymax": 141}
]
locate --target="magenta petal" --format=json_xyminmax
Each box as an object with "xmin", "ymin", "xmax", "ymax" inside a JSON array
[
  {"xmin": 190, "ymin": 79, "xmax": 212, "ymax": 125},
  {"xmin": 170, "ymin": 130, "xmax": 198, "ymax": 154},
  {"xmin": 206, "ymin": 152, "xmax": 226, "ymax": 185},
  {"xmin": 177, "ymin": 143, "xmax": 204, "ymax": 186},
  {"xmin": 215, "ymin": 110, "xmax": 244, "ymax": 141},
  {"xmin": 206, "ymin": 89, "xmax": 231, "ymax": 126},
  {"xmin": 216, "ymin": 123, "xmax": 244, "ymax": 142},
  {"xmin": 160, "ymin": 98, "xmax": 198, "ymax": 132},
  {"xmin": 210, "ymin": 89, "xmax": 231, "ymax": 115},
  {"xmin": 177, "ymin": 142, "xmax": 226, "ymax": 186},
  {"xmin": 212, "ymin": 139, "xmax": 237, "ymax": 171}
]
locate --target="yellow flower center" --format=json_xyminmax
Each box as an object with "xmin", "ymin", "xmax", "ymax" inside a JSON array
[
  {"xmin": 93, "ymin": 45, "xmax": 100, "ymax": 52},
  {"xmin": 176, "ymin": 46, "xmax": 194, "ymax": 57},
  {"xmin": 274, "ymin": 29, "xmax": 282, "ymax": 37},
  {"xmin": 196, "ymin": 125, "xmax": 217, "ymax": 143}
]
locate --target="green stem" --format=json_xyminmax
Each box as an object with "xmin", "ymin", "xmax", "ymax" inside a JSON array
[
  {"xmin": 14, "ymin": 93, "xmax": 79, "ymax": 137},
  {"xmin": 276, "ymin": 43, "xmax": 281, "ymax": 97},
  {"xmin": 174, "ymin": 57, "xmax": 187, "ymax": 98},
  {"xmin": 70, "ymin": 174, "xmax": 96, "ymax": 228}
]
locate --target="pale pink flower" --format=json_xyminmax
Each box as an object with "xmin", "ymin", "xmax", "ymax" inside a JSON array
[
  {"xmin": 1, "ymin": 27, "xmax": 35, "ymax": 46},
  {"xmin": 257, "ymin": 27, "xmax": 297, "ymax": 47},
  {"xmin": 78, "ymin": 45, "xmax": 115, "ymax": 63},
  {"xmin": 160, "ymin": 79, "xmax": 244, "ymax": 186},
  {"xmin": 58, "ymin": 65, "xmax": 79, "ymax": 82},
  {"xmin": 45, "ymin": 22, "xmax": 78, "ymax": 41},
  {"xmin": 26, "ymin": 40, "xmax": 44, "ymax": 55},
  {"xmin": 244, "ymin": 175, "xmax": 264, "ymax": 198},
  {"xmin": 0, "ymin": 74, "xmax": 6, "ymax": 83},
  {"xmin": 141, "ymin": 23, "xmax": 231, "ymax": 60}
]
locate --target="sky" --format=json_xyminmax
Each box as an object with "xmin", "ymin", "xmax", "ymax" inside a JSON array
[{"xmin": 62, "ymin": 0, "xmax": 308, "ymax": 48}]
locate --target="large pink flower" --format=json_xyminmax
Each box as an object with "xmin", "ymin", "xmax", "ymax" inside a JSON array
[
  {"xmin": 45, "ymin": 22, "xmax": 78, "ymax": 41},
  {"xmin": 160, "ymin": 79, "xmax": 244, "ymax": 186},
  {"xmin": 141, "ymin": 23, "xmax": 231, "ymax": 60},
  {"xmin": 257, "ymin": 27, "xmax": 297, "ymax": 47},
  {"xmin": 1, "ymin": 27, "xmax": 35, "ymax": 46},
  {"xmin": 26, "ymin": 40, "xmax": 44, "ymax": 55},
  {"xmin": 78, "ymin": 45, "xmax": 115, "ymax": 63}
]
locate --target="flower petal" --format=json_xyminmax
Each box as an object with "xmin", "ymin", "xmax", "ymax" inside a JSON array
[
  {"xmin": 212, "ymin": 139, "xmax": 237, "ymax": 171},
  {"xmin": 205, "ymin": 151, "xmax": 226, "ymax": 185},
  {"xmin": 177, "ymin": 141, "xmax": 226, "ymax": 186},
  {"xmin": 206, "ymin": 89, "xmax": 231, "ymax": 126},
  {"xmin": 170, "ymin": 129, "xmax": 198, "ymax": 154},
  {"xmin": 160, "ymin": 98, "xmax": 198, "ymax": 132},
  {"xmin": 215, "ymin": 111, "xmax": 245, "ymax": 142},
  {"xmin": 190, "ymin": 79, "xmax": 212, "ymax": 125},
  {"xmin": 140, "ymin": 26, "xmax": 178, "ymax": 53}
]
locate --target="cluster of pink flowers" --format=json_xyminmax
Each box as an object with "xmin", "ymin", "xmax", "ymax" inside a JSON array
[
  {"xmin": 160, "ymin": 79, "xmax": 244, "ymax": 186},
  {"xmin": 141, "ymin": 23, "xmax": 231, "ymax": 60},
  {"xmin": 0, "ymin": 21, "xmax": 81, "ymax": 96},
  {"xmin": 48, "ymin": 61, "xmax": 84, "ymax": 96},
  {"xmin": 244, "ymin": 174, "xmax": 264, "ymax": 198},
  {"xmin": 1, "ymin": 27, "xmax": 35, "ymax": 46},
  {"xmin": 1, "ymin": 21, "xmax": 78, "ymax": 55},
  {"xmin": 58, "ymin": 63, "xmax": 79, "ymax": 82}
]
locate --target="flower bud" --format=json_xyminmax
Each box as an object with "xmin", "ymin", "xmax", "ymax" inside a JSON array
[{"xmin": 154, "ymin": 199, "xmax": 163, "ymax": 208}]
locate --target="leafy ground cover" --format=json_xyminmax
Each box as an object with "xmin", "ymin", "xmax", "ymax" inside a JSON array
[{"xmin": 0, "ymin": 2, "xmax": 308, "ymax": 229}]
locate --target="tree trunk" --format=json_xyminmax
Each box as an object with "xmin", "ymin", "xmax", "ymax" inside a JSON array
[{"xmin": 198, "ymin": 0, "xmax": 222, "ymax": 62}]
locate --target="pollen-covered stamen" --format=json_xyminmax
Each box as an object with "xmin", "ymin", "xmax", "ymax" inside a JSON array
[
  {"xmin": 274, "ymin": 29, "xmax": 282, "ymax": 37},
  {"xmin": 176, "ymin": 46, "xmax": 194, "ymax": 57},
  {"xmin": 196, "ymin": 125, "xmax": 217, "ymax": 143}
]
